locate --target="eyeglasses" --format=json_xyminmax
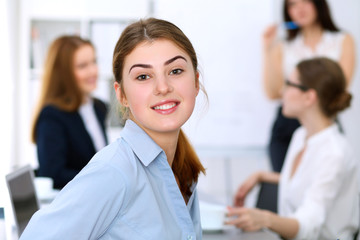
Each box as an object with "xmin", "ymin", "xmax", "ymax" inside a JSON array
[{"xmin": 285, "ymin": 79, "xmax": 309, "ymax": 91}]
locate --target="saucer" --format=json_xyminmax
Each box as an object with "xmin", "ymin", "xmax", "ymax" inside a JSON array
[{"xmin": 202, "ymin": 224, "xmax": 234, "ymax": 233}]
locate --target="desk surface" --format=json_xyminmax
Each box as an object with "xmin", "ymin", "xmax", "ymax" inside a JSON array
[{"xmin": 203, "ymin": 228, "xmax": 281, "ymax": 240}]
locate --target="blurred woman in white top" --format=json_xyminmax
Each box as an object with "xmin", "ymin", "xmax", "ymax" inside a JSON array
[
  {"xmin": 263, "ymin": 0, "xmax": 356, "ymax": 173},
  {"xmin": 228, "ymin": 57, "xmax": 359, "ymax": 240}
]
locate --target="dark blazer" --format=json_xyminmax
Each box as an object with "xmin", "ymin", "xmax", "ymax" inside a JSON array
[{"xmin": 36, "ymin": 98, "xmax": 108, "ymax": 189}]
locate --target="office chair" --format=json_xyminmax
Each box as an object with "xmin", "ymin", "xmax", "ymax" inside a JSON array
[{"xmin": 255, "ymin": 182, "xmax": 278, "ymax": 213}]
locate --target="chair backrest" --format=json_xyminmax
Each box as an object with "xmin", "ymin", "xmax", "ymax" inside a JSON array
[{"xmin": 255, "ymin": 182, "xmax": 278, "ymax": 213}]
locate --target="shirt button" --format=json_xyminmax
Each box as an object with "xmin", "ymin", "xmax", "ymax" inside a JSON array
[{"xmin": 187, "ymin": 235, "xmax": 193, "ymax": 240}]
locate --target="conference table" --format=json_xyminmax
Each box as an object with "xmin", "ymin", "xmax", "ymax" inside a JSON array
[{"xmin": 203, "ymin": 228, "xmax": 281, "ymax": 240}]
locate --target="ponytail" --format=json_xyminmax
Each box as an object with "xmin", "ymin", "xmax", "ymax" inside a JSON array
[{"xmin": 173, "ymin": 129, "xmax": 206, "ymax": 198}]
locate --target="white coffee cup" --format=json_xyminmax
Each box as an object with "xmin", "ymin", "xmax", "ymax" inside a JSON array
[
  {"xmin": 34, "ymin": 177, "xmax": 54, "ymax": 199},
  {"xmin": 199, "ymin": 201, "xmax": 227, "ymax": 231}
]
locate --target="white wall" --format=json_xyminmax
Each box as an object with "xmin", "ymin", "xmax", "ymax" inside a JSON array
[
  {"xmin": 0, "ymin": 0, "xmax": 17, "ymax": 181},
  {"xmin": 328, "ymin": 0, "xmax": 360, "ymax": 163}
]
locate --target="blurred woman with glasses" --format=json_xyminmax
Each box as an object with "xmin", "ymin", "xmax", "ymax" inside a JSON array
[{"xmin": 229, "ymin": 57, "xmax": 359, "ymax": 240}]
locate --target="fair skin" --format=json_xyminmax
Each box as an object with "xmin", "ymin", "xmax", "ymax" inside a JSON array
[
  {"xmin": 227, "ymin": 69, "xmax": 333, "ymax": 239},
  {"xmin": 114, "ymin": 39, "xmax": 199, "ymax": 166},
  {"xmin": 263, "ymin": 0, "xmax": 355, "ymax": 99},
  {"xmin": 73, "ymin": 44, "xmax": 98, "ymax": 101}
]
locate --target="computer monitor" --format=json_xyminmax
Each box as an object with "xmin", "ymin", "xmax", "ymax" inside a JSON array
[{"xmin": 5, "ymin": 165, "xmax": 40, "ymax": 237}]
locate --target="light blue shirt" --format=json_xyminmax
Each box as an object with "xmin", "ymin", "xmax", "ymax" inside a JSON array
[{"xmin": 21, "ymin": 120, "xmax": 202, "ymax": 240}]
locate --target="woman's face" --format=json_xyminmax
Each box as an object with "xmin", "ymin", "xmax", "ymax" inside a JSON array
[
  {"xmin": 73, "ymin": 45, "xmax": 98, "ymax": 96},
  {"xmin": 282, "ymin": 69, "xmax": 308, "ymax": 118},
  {"xmin": 116, "ymin": 39, "xmax": 199, "ymax": 136},
  {"xmin": 287, "ymin": 0, "xmax": 318, "ymax": 27}
]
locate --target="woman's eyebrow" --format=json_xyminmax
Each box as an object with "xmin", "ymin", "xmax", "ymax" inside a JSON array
[
  {"xmin": 164, "ymin": 55, "xmax": 187, "ymax": 65},
  {"xmin": 129, "ymin": 64, "xmax": 152, "ymax": 73},
  {"xmin": 128, "ymin": 55, "xmax": 187, "ymax": 73}
]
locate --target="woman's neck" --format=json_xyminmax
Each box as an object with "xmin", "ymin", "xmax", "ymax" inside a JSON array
[
  {"xmin": 155, "ymin": 132, "xmax": 179, "ymax": 167},
  {"xmin": 299, "ymin": 110, "xmax": 333, "ymax": 140},
  {"xmin": 301, "ymin": 24, "xmax": 323, "ymax": 50},
  {"xmin": 82, "ymin": 94, "xmax": 91, "ymax": 104}
]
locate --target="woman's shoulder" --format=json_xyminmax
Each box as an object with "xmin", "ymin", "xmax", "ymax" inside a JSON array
[
  {"xmin": 325, "ymin": 30, "xmax": 347, "ymax": 37},
  {"xmin": 314, "ymin": 126, "xmax": 355, "ymax": 166},
  {"xmin": 326, "ymin": 127, "xmax": 352, "ymax": 155},
  {"xmin": 88, "ymin": 138, "xmax": 140, "ymax": 185},
  {"xmin": 38, "ymin": 104, "xmax": 69, "ymax": 119},
  {"xmin": 38, "ymin": 104, "xmax": 78, "ymax": 123},
  {"xmin": 324, "ymin": 30, "xmax": 353, "ymax": 44}
]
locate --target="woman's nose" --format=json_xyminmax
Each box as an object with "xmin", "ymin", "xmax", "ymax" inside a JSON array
[{"xmin": 153, "ymin": 75, "xmax": 173, "ymax": 95}]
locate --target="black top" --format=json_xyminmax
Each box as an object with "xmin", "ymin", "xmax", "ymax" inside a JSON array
[
  {"xmin": 269, "ymin": 106, "xmax": 300, "ymax": 172},
  {"xmin": 36, "ymin": 98, "xmax": 108, "ymax": 189}
]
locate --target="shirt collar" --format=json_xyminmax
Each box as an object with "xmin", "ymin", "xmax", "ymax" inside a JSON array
[
  {"xmin": 307, "ymin": 123, "xmax": 338, "ymax": 146},
  {"xmin": 120, "ymin": 120, "xmax": 164, "ymax": 167}
]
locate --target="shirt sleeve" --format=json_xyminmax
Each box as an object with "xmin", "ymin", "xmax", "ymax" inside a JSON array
[
  {"xmin": 36, "ymin": 108, "xmax": 78, "ymax": 188},
  {"xmin": 291, "ymin": 153, "xmax": 346, "ymax": 240},
  {"xmin": 20, "ymin": 161, "xmax": 128, "ymax": 240}
]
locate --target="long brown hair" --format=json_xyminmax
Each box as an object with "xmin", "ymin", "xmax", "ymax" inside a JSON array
[
  {"xmin": 297, "ymin": 57, "xmax": 351, "ymax": 118},
  {"xmin": 31, "ymin": 35, "xmax": 94, "ymax": 143},
  {"xmin": 113, "ymin": 18, "xmax": 206, "ymax": 197},
  {"xmin": 283, "ymin": 0, "xmax": 339, "ymax": 41}
]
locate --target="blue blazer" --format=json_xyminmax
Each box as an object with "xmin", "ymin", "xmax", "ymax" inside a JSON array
[{"xmin": 36, "ymin": 98, "xmax": 108, "ymax": 189}]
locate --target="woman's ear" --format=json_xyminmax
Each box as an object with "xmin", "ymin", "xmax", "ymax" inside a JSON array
[
  {"xmin": 305, "ymin": 89, "xmax": 318, "ymax": 106},
  {"xmin": 195, "ymin": 72, "xmax": 200, "ymax": 96},
  {"xmin": 114, "ymin": 82, "xmax": 128, "ymax": 106}
]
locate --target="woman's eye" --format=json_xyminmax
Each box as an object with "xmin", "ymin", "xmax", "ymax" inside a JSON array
[
  {"xmin": 77, "ymin": 63, "xmax": 87, "ymax": 69},
  {"xmin": 136, "ymin": 74, "xmax": 150, "ymax": 80},
  {"xmin": 170, "ymin": 69, "xmax": 183, "ymax": 75},
  {"xmin": 288, "ymin": 0, "xmax": 296, "ymax": 6}
]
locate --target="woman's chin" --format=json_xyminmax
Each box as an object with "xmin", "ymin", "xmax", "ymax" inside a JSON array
[{"xmin": 282, "ymin": 109, "xmax": 295, "ymax": 119}]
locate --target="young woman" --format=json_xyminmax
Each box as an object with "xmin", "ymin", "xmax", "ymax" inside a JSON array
[
  {"xmin": 21, "ymin": 18, "xmax": 206, "ymax": 239},
  {"xmin": 31, "ymin": 36, "xmax": 108, "ymax": 189},
  {"xmin": 228, "ymin": 58, "xmax": 359, "ymax": 240},
  {"xmin": 263, "ymin": 0, "xmax": 356, "ymax": 172}
]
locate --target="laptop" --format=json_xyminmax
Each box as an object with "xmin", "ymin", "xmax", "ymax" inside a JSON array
[{"xmin": 5, "ymin": 165, "xmax": 40, "ymax": 237}]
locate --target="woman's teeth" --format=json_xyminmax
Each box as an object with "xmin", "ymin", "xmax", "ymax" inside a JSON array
[{"xmin": 153, "ymin": 103, "xmax": 176, "ymax": 110}]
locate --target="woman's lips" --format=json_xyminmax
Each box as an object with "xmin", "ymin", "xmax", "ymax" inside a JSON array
[{"xmin": 151, "ymin": 101, "xmax": 180, "ymax": 114}]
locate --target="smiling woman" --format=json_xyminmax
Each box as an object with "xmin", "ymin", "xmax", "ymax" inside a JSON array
[
  {"xmin": 117, "ymin": 40, "xmax": 198, "ymax": 140},
  {"xmin": 20, "ymin": 18, "xmax": 206, "ymax": 240}
]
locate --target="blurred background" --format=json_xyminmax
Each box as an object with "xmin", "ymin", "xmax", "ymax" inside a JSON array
[{"xmin": 1, "ymin": 0, "xmax": 360, "ymax": 205}]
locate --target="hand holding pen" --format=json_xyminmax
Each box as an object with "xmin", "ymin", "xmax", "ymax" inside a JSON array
[{"xmin": 263, "ymin": 22, "xmax": 298, "ymax": 51}]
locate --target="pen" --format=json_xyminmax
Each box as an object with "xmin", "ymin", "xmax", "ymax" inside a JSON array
[{"xmin": 284, "ymin": 21, "xmax": 298, "ymax": 30}]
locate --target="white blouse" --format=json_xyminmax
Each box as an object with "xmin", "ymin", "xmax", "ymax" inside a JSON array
[
  {"xmin": 78, "ymin": 98, "xmax": 106, "ymax": 152},
  {"xmin": 282, "ymin": 31, "xmax": 345, "ymax": 78},
  {"xmin": 279, "ymin": 124, "xmax": 359, "ymax": 240}
]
